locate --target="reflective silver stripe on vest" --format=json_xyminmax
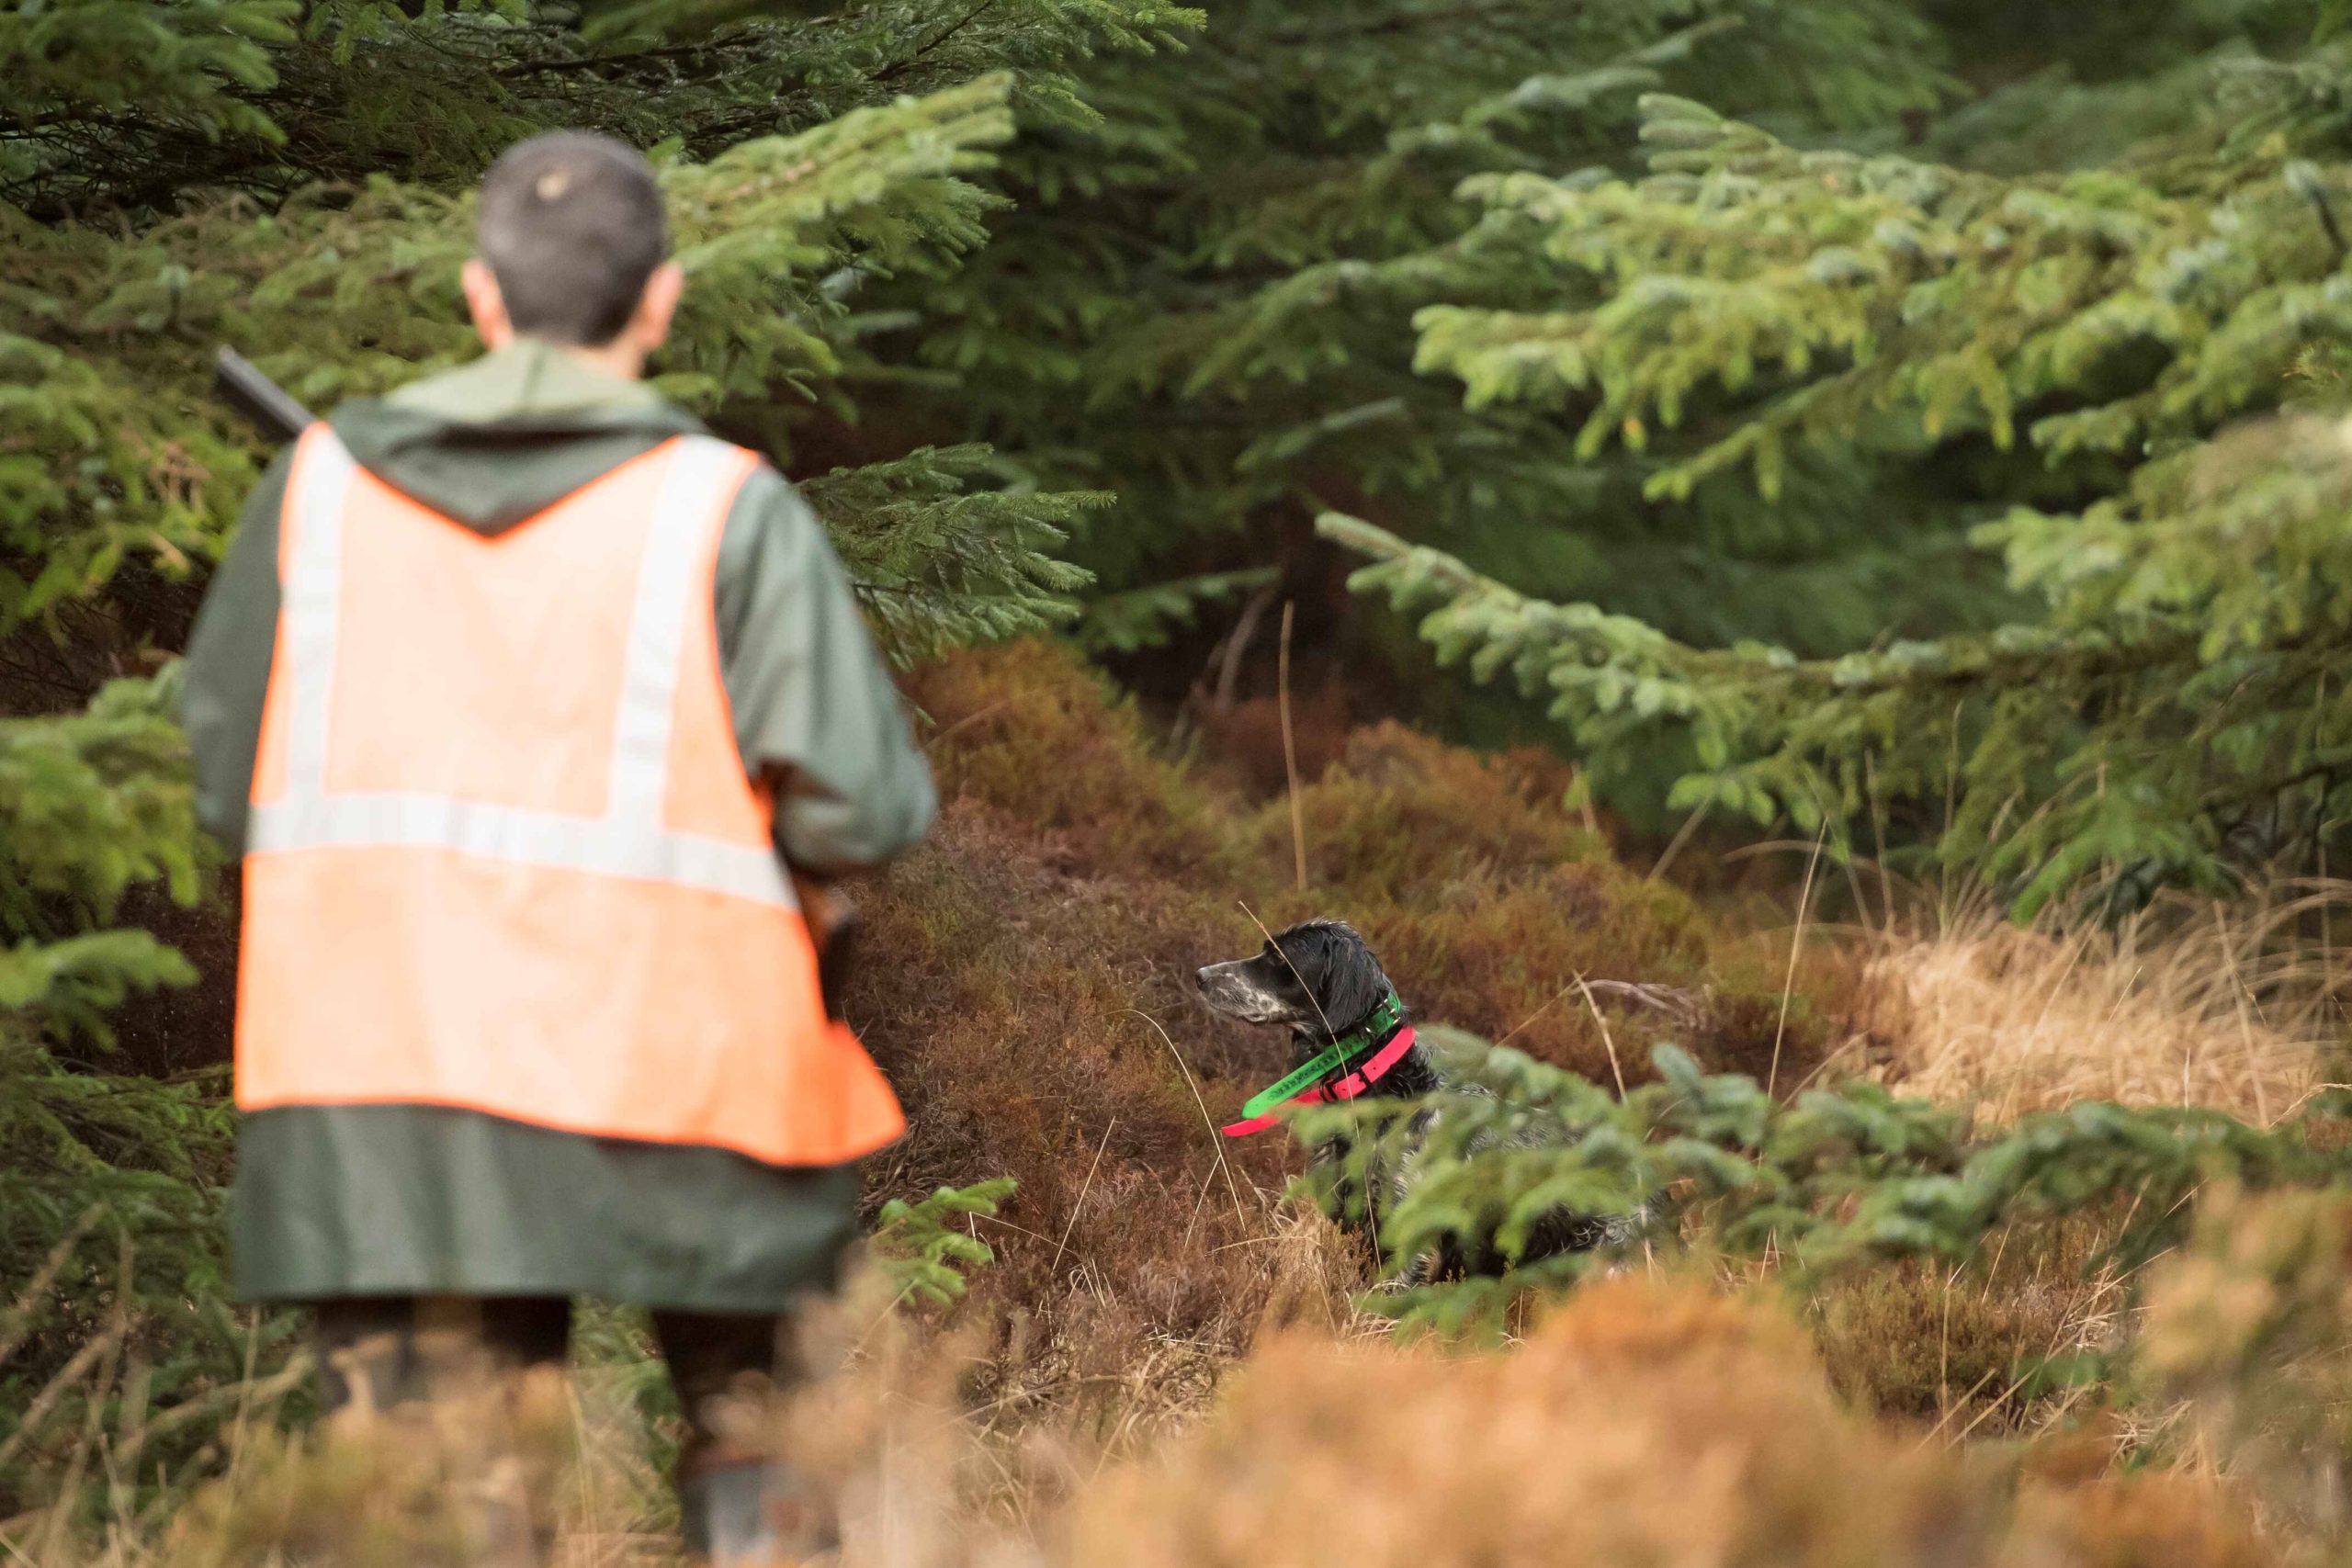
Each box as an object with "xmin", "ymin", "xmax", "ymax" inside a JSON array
[
  {"xmin": 278, "ymin": 427, "xmax": 357, "ymax": 795},
  {"xmin": 249, "ymin": 431, "xmax": 793, "ymax": 909},
  {"xmin": 609, "ymin": 432, "xmax": 739, "ymax": 823}
]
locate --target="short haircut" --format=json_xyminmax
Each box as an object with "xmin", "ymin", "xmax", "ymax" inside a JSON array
[{"xmin": 476, "ymin": 131, "xmax": 669, "ymax": 347}]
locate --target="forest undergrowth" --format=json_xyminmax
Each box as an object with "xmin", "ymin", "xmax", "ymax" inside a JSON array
[{"xmin": 11, "ymin": 638, "xmax": 2352, "ymax": 1566}]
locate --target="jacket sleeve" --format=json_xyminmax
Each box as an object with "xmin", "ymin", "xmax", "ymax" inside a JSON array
[
  {"xmin": 713, "ymin": 464, "xmax": 936, "ymax": 875},
  {"xmin": 179, "ymin": 448, "xmax": 291, "ymax": 858}
]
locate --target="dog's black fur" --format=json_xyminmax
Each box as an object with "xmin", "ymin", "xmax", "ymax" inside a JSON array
[{"xmin": 1197, "ymin": 919, "xmax": 1635, "ymax": 1283}]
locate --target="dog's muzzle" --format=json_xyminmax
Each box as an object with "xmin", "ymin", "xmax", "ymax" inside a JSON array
[{"xmin": 1195, "ymin": 961, "xmax": 1289, "ymax": 1025}]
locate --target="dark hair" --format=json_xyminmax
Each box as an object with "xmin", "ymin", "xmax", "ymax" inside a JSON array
[
  {"xmin": 476, "ymin": 131, "xmax": 668, "ymax": 347},
  {"xmin": 1268, "ymin": 920, "xmax": 1392, "ymax": 1036}
]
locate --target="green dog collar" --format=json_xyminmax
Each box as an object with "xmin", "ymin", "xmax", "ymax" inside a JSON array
[{"xmin": 1234, "ymin": 991, "xmax": 1408, "ymax": 1121}]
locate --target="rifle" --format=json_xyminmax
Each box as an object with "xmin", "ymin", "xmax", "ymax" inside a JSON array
[
  {"xmin": 210, "ymin": 347, "xmax": 859, "ymax": 1018},
  {"xmin": 215, "ymin": 347, "xmax": 313, "ymax": 445}
]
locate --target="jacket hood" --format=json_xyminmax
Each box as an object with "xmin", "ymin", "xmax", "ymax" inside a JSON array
[{"xmin": 328, "ymin": 341, "xmax": 708, "ymax": 535}]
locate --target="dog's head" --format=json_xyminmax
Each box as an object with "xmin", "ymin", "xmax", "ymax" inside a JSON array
[{"xmin": 1196, "ymin": 919, "xmax": 1395, "ymax": 1042}]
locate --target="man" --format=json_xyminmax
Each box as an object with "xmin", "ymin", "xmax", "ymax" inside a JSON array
[{"xmin": 180, "ymin": 130, "xmax": 935, "ymax": 1562}]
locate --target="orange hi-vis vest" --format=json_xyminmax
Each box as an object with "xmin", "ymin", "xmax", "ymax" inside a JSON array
[{"xmin": 234, "ymin": 424, "xmax": 906, "ymax": 1167}]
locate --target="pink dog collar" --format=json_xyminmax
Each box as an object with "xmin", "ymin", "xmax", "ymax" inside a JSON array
[{"xmin": 1219, "ymin": 1025, "xmax": 1418, "ymax": 1137}]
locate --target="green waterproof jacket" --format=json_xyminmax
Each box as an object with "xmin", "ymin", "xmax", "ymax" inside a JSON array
[{"xmin": 181, "ymin": 342, "xmax": 936, "ymax": 1310}]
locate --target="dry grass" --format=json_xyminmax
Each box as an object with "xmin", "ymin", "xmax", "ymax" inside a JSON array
[
  {"xmin": 1796, "ymin": 887, "xmax": 2350, "ymax": 1453},
  {"xmin": 1228, "ymin": 720, "xmax": 1858, "ymax": 1090},
  {"xmin": 17, "ymin": 1272, "xmax": 2288, "ymax": 1568},
  {"xmin": 2138, "ymin": 1184, "xmax": 2352, "ymax": 1540},
  {"xmin": 1807, "ymin": 1224, "xmax": 2128, "ymax": 1432},
  {"xmin": 1068, "ymin": 1271, "xmax": 2302, "ymax": 1568},
  {"xmin": 1855, "ymin": 892, "xmax": 2339, "ymax": 1124},
  {"xmin": 1071, "ymin": 1274, "xmax": 2007, "ymax": 1568}
]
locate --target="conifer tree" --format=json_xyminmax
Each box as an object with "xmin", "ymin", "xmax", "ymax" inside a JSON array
[
  {"xmin": 1322, "ymin": 16, "xmax": 2352, "ymax": 908},
  {"xmin": 872, "ymin": 0, "xmax": 1962, "ymax": 659}
]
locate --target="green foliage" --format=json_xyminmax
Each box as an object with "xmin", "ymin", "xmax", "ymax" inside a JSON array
[
  {"xmin": 6, "ymin": 0, "xmax": 1222, "ymax": 682},
  {"xmin": 879, "ymin": 0, "xmax": 1962, "ymax": 669},
  {"xmin": 1074, "ymin": 567, "xmax": 1276, "ymax": 655},
  {"xmin": 0, "ymin": 674, "xmax": 199, "ymax": 930},
  {"xmin": 0, "ymin": 1043, "xmax": 273, "ymax": 1518},
  {"xmin": 869, "ymin": 1177, "xmax": 1017, "ymax": 1308},
  {"xmin": 1295, "ymin": 1033, "xmax": 2349, "ymax": 1338},
  {"xmin": 10, "ymin": 73, "xmax": 1090, "ymax": 661},
  {"xmin": 804, "ymin": 446, "xmax": 1096, "ymax": 662},
  {"xmin": 0, "ymin": 665, "xmax": 255, "ymax": 1513},
  {"xmin": 1, "ymin": 0, "xmax": 300, "ymax": 208},
  {"xmin": 1319, "ymin": 36, "xmax": 2352, "ymax": 903},
  {"xmin": 4, "ymin": 0, "xmax": 1197, "ymax": 213}
]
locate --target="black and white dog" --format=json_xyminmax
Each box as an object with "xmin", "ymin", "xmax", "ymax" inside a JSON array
[{"xmin": 1197, "ymin": 919, "xmax": 1637, "ymax": 1283}]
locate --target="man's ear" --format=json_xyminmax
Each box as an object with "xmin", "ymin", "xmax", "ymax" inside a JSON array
[
  {"xmin": 628, "ymin": 260, "xmax": 684, "ymax": 354},
  {"xmin": 461, "ymin": 258, "xmax": 514, "ymax": 350}
]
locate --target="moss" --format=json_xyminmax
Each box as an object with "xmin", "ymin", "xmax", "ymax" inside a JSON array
[
  {"xmin": 1248, "ymin": 722, "xmax": 1610, "ymax": 904},
  {"xmin": 904, "ymin": 641, "xmax": 1240, "ymax": 882}
]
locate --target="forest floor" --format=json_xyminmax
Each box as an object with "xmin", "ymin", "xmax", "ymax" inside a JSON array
[{"xmin": 14, "ymin": 639, "xmax": 2346, "ymax": 1568}]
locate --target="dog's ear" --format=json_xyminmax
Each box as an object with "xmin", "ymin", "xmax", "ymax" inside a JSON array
[{"xmin": 1310, "ymin": 926, "xmax": 1390, "ymax": 1034}]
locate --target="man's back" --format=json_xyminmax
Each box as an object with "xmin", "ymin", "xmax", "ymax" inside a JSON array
[{"xmin": 183, "ymin": 337, "xmax": 933, "ymax": 1305}]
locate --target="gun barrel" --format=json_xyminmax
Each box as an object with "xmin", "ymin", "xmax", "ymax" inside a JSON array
[{"xmin": 214, "ymin": 347, "xmax": 316, "ymax": 445}]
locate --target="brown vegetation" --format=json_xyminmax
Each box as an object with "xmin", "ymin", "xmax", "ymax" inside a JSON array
[
  {"xmin": 1805, "ymin": 1222, "xmax": 2125, "ymax": 1430},
  {"xmin": 20, "ymin": 637, "xmax": 2352, "ymax": 1565},
  {"xmin": 1858, "ymin": 896, "xmax": 2334, "ymax": 1124},
  {"xmin": 855, "ymin": 641, "xmax": 2347, "ymax": 1441},
  {"xmin": 45, "ymin": 1270, "xmax": 2296, "ymax": 1568},
  {"xmin": 862, "ymin": 642, "xmax": 1913, "ymax": 1410}
]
